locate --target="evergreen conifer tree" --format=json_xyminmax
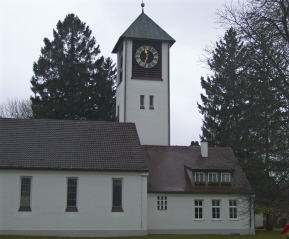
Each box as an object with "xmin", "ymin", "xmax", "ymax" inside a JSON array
[
  {"xmin": 199, "ymin": 28, "xmax": 289, "ymax": 227},
  {"xmin": 30, "ymin": 14, "xmax": 115, "ymax": 121},
  {"xmin": 198, "ymin": 28, "xmax": 251, "ymax": 154}
]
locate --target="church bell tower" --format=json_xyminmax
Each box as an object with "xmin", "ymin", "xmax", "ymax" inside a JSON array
[{"xmin": 112, "ymin": 3, "xmax": 175, "ymax": 145}]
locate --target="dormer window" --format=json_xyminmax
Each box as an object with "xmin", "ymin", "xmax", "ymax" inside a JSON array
[
  {"xmin": 221, "ymin": 173, "xmax": 231, "ymax": 182},
  {"xmin": 208, "ymin": 172, "xmax": 218, "ymax": 182},
  {"xmin": 186, "ymin": 165, "xmax": 233, "ymax": 187},
  {"xmin": 195, "ymin": 172, "xmax": 204, "ymax": 182}
]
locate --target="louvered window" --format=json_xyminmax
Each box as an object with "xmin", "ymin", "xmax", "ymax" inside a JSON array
[{"xmin": 132, "ymin": 40, "xmax": 162, "ymax": 80}]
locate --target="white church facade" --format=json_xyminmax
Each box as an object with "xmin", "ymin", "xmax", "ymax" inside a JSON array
[{"xmin": 0, "ymin": 6, "xmax": 255, "ymax": 238}]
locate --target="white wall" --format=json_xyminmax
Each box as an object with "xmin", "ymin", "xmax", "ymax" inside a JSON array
[
  {"xmin": 0, "ymin": 170, "xmax": 148, "ymax": 237},
  {"xmin": 147, "ymin": 193, "xmax": 255, "ymax": 235}
]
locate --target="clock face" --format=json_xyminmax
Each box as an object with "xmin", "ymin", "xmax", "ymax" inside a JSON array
[{"xmin": 135, "ymin": 46, "xmax": 159, "ymax": 68}]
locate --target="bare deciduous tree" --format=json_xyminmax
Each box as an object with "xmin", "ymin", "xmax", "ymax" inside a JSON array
[{"xmin": 0, "ymin": 99, "xmax": 33, "ymax": 119}]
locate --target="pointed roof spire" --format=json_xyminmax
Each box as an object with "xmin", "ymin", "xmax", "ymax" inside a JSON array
[
  {"xmin": 112, "ymin": 12, "xmax": 175, "ymax": 53},
  {"xmin": 141, "ymin": 1, "xmax": 145, "ymax": 13}
]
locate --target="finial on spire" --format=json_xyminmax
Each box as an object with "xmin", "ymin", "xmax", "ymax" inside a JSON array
[{"xmin": 141, "ymin": 1, "xmax": 145, "ymax": 13}]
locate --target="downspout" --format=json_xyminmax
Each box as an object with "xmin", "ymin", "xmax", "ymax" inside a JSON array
[{"xmin": 141, "ymin": 175, "xmax": 143, "ymax": 231}]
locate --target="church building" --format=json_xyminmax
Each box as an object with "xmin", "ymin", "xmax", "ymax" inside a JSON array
[{"xmin": 0, "ymin": 4, "xmax": 255, "ymax": 237}]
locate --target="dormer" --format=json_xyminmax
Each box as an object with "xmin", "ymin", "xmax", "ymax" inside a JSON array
[{"xmin": 185, "ymin": 165, "xmax": 235, "ymax": 187}]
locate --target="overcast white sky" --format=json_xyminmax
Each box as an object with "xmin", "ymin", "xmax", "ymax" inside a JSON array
[{"xmin": 0, "ymin": 0, "xmax": 233, "ymax": 146}]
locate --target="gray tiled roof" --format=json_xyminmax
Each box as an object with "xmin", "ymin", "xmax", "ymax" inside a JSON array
[
  {"xmin": 143, "ymin": 145, "xmax": 252, "ymax": 194},
  {"xmin": 112, "ymin": 12, "xmax": 175, "ymax": 53},
  {"xmin": 0, "ymin": 118, "xmax": 148, "ymax": 172}
]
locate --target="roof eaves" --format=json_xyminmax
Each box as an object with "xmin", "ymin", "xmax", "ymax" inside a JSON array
[{"xmin": 185, "ymin": 165, "xmax": 234, "ymax": 171}]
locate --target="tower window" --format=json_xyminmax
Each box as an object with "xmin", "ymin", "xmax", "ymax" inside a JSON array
[
  {"xmin": 149, "ymin": 95, "xmax": 154, "ymax": 110},
  {"xmin": 140, "ymin": 95, "xmax": 145, "ymax": 109}
]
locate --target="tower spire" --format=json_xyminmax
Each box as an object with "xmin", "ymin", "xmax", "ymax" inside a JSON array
[{"xmin": 141, "ymin": 1, "xmax": 145, "ymax": 13}]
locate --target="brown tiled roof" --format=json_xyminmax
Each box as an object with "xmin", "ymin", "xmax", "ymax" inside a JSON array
[
  {"xmin": 143, "ymin": 145, "xmax": 252, "ymax": 194},
  {"xmin": 0, "ymin": 118, "xmax": 148, "ymax": 172}
]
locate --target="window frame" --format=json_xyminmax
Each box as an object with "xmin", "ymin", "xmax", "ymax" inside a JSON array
[
  {"xmin": 112, "ymin": 178, "xmax": 124, "ymax": 212},
  {"xmin": 212, "ymin": 200, "xmax": 221, "ymax": 219},
  {"xmin": 194, "ymin": 200, "xmax": 203, "ymax": 219},
  {"xmin": 19, "ymin": 176, "xmax": 32, "ymax": 212},
  {"xmin": 229, "ymin": 200, "xmax": 238, "ymax": 219},
  {"xmin": 66, "ymin": 177, "xmax": 78, "ymax": 212}
]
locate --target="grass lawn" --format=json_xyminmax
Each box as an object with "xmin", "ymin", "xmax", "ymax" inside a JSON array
[{"xmin": 0, "ymin": 229, "xmax": 283, "ymax": 239}]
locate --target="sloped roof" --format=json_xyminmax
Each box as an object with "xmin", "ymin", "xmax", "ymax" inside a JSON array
[
  {"xmin": 143, "ymin": 145, "xmax": 252, "ymax": 194},
  {"xmin": 0, "ymin": 118, "xmax": 148, "ymax": 172},
  {"xmin": 112, "ymin": 12, "xmax": 175, "ymax": 53}
]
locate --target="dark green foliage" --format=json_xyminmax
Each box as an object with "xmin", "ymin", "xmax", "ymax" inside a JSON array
[
  {"xmin": 198, "ymin": 27, "xmax": 289, "ymax": 225},
  {"xmin": 198, "ymin": 28, "xmax": 250, "ymax": 153},
  {"xmin": 30, "ymin": 14, "xmax": 115, "ymax": 121}
]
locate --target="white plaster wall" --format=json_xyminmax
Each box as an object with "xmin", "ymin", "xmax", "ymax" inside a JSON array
[
  {"xmin": 147, "ymin": 193, "xmax": 255, "ymax": 235},
  {"xmin": 0, "ymin": 170, "xmax": 148, "ymax": 236}
]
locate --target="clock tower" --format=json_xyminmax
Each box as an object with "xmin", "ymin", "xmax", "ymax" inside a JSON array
[{"xmin": 112, "ymin": 4, "xmax": 175, "ymax": 145}]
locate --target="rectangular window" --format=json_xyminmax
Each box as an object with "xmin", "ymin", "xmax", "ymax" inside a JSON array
[
  {"xmin": 157, "ymin": 196, "xmax": 167, "ymax": 210},
  {"xmin": 66, "ymin": 178, "xmax": 78, "ymax": 212},
  {"xmin": 194, "ymin": 200, "xmax": 203, "ymax": 219},
  {"xmin": 112, "ymin": 179, "xmax": 123, "ymax": 212},
  {"xmin": 229, "ymin": 200, "xmax": 238, "ymax": 219},
  {"xmin": 140, "ymin": 95, "xmax": 145, "ymax": 109},
  {"xmin": 212, "ymin": 200, "xmax": 221, "ymax": 219},
  {"xmin": 19, "ymin": 177, "xmax": 32, "ymax": 211},
  {"xmin": 195, "ymin": 172, "xmax": 205, "ymax": 182},
  {"xmin": 221, "ymin": 173, "xmax": 231, "ymax": 182},
  {"xmin": 149, "ymin": 95, "xmax": 154, "ymax": 109},
  {"xmin": 208, "ymin": 173, "xmax": 218, "ymax": 182}
]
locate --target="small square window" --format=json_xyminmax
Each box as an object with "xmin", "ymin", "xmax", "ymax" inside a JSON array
[{"xmin": 157, "ymin": 196, "xmax": 167, "ymax": 210}]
